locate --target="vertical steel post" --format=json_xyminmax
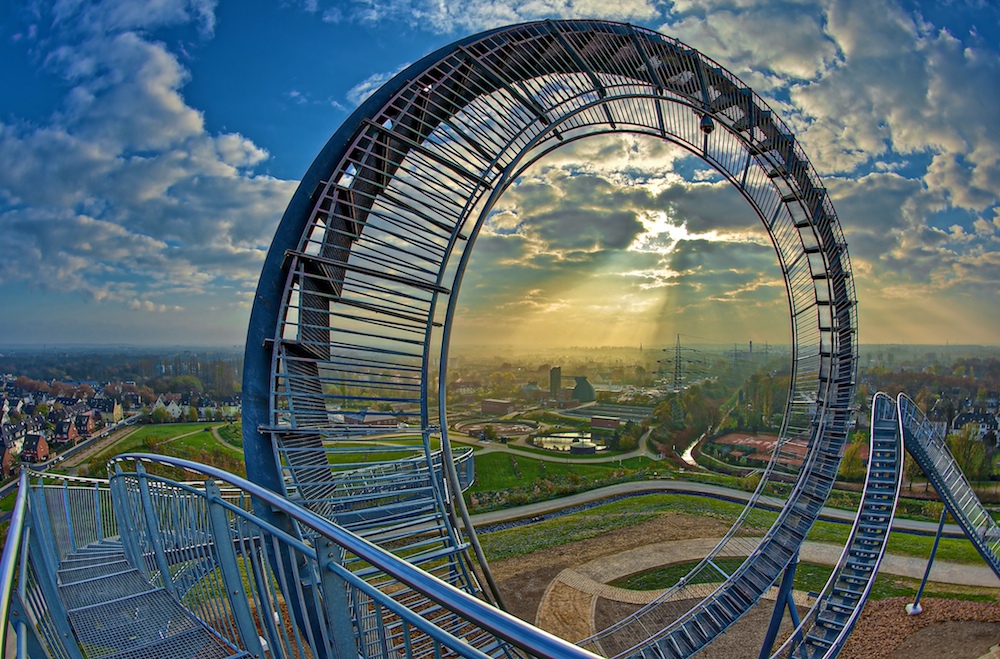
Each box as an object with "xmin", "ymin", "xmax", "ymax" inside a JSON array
[
  {"xmin": 906, "ymin": 507, "xmax": 948, "ymax": 615},
  {"xmin": 136, "ymin": 463, "xmax": 175, "ymax": 596},
  {"xmin": 316, "ymin": 539, "xmax": 361, "ymax": 659},
  {"xmin": 759, "ymin": 554, "xmax": 799, "ymax": 659},
  {"xmin": 110, "ymin": 464, "xmax": 144, "ymax": 574},
  {"xmin": 10, "ymin": 594, "xmax": 47, "ymax": 659},
  {"xmin": 62, "ymin": 480, "xmax": 76, "ymax": 553},
  {"xmin": 205, "ymin": 480, "xmax": 266, "ymax": 658},
  {"xmin": 94, "ymin": 482, "xmax": 103, "ymax": 543},
  {"xmin": 28, "ymin": 482, "xmax": 61, "ymax": 576}
]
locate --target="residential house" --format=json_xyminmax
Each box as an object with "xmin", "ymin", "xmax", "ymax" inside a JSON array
[
  {"xmin": 54, "ymin": 419, "xmax": 80, "ymax": 445},
  {"xmin": 91, "ymin": 397, "xmax": 124, "ymax": 424},
  {"xmin": 75, "ymin": 410, "xmax": 98, "ymax": 437},
  {"xmin": 1, "ymin": 419, "xmax": 29, "ymax": 455},
  {"xmin": 2, "ymin": 446, "xmax": 15, "ymax": 479},
  {"xmin": 926, "ymin": 405, "xmax": 951, "ymax": 440},
  {"xmin": 952, "ymin": 411, "xmax": 999, "ymax": 441},
  {"xmin": 152, "ymin": 395, "xmax": 184, "ymax": 420},
  {"xmin": 21, "ymin": 434, "xmax": 50, "ymax": 463}
]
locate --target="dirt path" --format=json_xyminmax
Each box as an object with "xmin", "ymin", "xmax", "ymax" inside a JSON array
[
  {"xmin": 488, "ymin": 513, "xmax": 1000, "ymax": 658},
  {"xmin": 209, "ymin": 425, "xmax": 241, "ymax": 452}
]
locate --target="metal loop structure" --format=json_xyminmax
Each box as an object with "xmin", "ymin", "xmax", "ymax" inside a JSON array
[{"xmin": 238, "ymin": 18, "xmax": 858, "ymax": 658}]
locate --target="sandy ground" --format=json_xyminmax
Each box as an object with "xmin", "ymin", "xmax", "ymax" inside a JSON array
[{"xmin": 488, "ymin": 513, "xmax": 1000, "ymax": 659}]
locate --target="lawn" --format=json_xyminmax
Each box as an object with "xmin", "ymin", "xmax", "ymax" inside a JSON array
[
  {"xmin": 216, "ymin": 422, "xmax": 243, "ymax": 448},
  {"xmin": 170, "ymin": 430, "xmax": 243, "ymax": 458},
  {"xmin": 71, "ymin": 422, "xmax": 231, "ymax": 477},
  {"xmin": 469, "ymin": 451, "xmax": 652, "ymax": 492},
  {"xmin": 477, "ymin": 493, "xmax": 986, "ymax": 568},
  {"xmin": 114, "ymin": 422, "xmax": 225, "ymax": 455},
  {"xmin": 610, "ymin": 558, "xmax": 998, "ymax": 604}
]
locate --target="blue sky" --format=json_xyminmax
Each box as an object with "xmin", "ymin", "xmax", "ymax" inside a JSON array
[{"xmin": 1, "ymin": 0, "xmax": 999, "ymax": 348}]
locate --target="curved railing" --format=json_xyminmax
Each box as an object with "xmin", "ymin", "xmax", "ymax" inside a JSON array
[
  {"xmin": 769, "ymin": 392, "xmax": 903, "ymax": 658},
  {"xmin": 0, "ymin": 470, "xmax": 30, "ymax": 657},
  {"xmin": 898, "ymin": 394, "xmax": 1000, "ymax": 577},
  {"xmin": 105, "ymin": 453, "xmax": 595, "ymax": 659}
]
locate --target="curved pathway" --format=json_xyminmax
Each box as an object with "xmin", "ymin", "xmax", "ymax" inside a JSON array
[
  {"xmin": 469, "ymin": 479, "xmax": 974, "ymax": 538},
  {"xmin": 536, "ymin": 536, "xmax": 1000, "ymax": 643}
]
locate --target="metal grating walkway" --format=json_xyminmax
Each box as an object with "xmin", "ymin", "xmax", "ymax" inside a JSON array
[{"xmin": 56, "ymin": 541, "xmax": 248, "ymax": 659}]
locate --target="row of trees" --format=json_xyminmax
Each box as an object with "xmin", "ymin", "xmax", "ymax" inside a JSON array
[
  {"xmin": 3, "ymin": 352, "xmax": 242, "ymax": 399},
  {"xmin": 10, "ymin": 373, "xmax": 241, "ymax": 404},
  {"xmin": 838, "ymin": 425, "xmax": 996, "ymax": 485}
]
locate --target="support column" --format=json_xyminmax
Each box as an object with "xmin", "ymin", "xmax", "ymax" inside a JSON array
[
  {"xmin": 759, "ymin": 554, "xmax": 799, "ymax": 659},
  {"xmin": 906, "ymin": 507, "xmax": 948, "ymax": 615}
]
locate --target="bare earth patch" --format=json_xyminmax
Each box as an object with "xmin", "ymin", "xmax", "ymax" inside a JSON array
[
  {"xmin": 841, "ymin": 598, "xmax": 1000, "ymax": 659},
  {"xmin": 487, "ymin": 513, "xmax": 1000, "ymax": 658},
  {"xmin": 489, "ymin": 512, "xmax": 730, "ymax": 624}
]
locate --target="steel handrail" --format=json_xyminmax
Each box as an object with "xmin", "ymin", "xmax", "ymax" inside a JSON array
[
  {"xmin": 898, "ymin": 393, "xmax": 1000, "ymax": 577},
  {"xmin": 110, "ymin": 452, "xmax": 600, "ymax": 659},
  {"xmin": 0, "ymin": 470, "xmax": 30, "ymax": 655}
]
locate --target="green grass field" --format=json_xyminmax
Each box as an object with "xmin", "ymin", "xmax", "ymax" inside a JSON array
[
  {"xmin": 216, "ymin": 422, "xmax": 242, "ymax": 448},
  {"xmin": 610, "ymin": 558, "xmax": 998, "ymax": 603},
  {"xmin": 469, "ymin": 451, "xmax": 654, "ymax": 492},
  {"xmin": 478, "ymin": 493, "xmax": 986, "ymax": 568}
]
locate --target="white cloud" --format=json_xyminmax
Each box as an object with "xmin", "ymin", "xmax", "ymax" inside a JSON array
[
  {"xmin": 128, "ymin": 299, "xmax": 183, "ymax": 313},
  {"xmin": 661, "ymin": 6, "xmax": 838, "ymax": 82},
  {"xmin": 0, "ymin": 1, "xmax": 294, "ymax": 313},
  {"xmin": 315, "ymin": 0, "xmax": 660, "ymax": 34},
  {"xmin": 346, "ymin": 64, "xmax": 411, "ymax": 106},
  {"xmin": 52, "ymin": 0, "xmax": 218, "ymax": 37}
]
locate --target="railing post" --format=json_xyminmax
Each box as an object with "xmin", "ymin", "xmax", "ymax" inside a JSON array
[
  {"xmin": 316, "ymin": 539, "xmax": 361, "ymax": 659},
  {"xmin": 906, "ymin": 507, "xmax": 948, "ymax": 615},
  {"xmin": 94, "ymin": 481, "xmax": 104, "ymax": 542},
  {"xmin": 62, "ymin": 480, "xmax": 77, "ymax": 553},
  {"xmin": 10, "ymin": 591, "xmax": 47, "ymax": 659},
  {"xmin": 135, "ymin": 462, "xmax": 176, "ymax": 596},
  {"xmin": 28, "ymin": 481, "xmax": 61, "ymax": 575},
  {"xmin": 110, "ymin": 463, "xmax": 145, "ymax": 574},
  {"xmin": 205, "ymin": 479, "xmax": 266, "ymax": 659}
]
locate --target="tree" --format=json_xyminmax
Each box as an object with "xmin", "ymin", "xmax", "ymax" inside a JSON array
[
  {"xmin": 948, "ymin": 424, "xmax": 991, "ymax": 482},
  {"xmin": 904, "ymin": 450, "xmax": 926, "ymax": 490},
  {"xmin": 839, "ymin": 441, "xmax": 867, "ymax": 481},
  {"xmin": 151, "ymin": 407, "xmax": 171, "ymax": 424},
  {"xmin": 138, "ymin": 386, "xmax": 156, "ymax": 404},
  {"xmin": 187, "ymin": 407, "xmax": 199, "ymax": 422}
]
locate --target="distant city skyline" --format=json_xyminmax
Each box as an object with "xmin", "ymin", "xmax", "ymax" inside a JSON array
[{"xmin": 2, "ymin": 1, "xmax": 999, "ymax": 348}]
